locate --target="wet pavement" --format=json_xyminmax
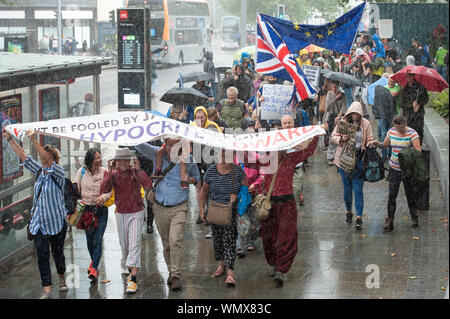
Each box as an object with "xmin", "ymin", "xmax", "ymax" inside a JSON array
[{"xmin": 0, "ymin": 133, "xmax": 448, "ymax": 300}]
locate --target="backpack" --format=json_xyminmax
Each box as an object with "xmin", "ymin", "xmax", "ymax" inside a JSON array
[
  {"xmin": 361, "ymin": 147, "xmax": 385, "ymax": 182},
  {"xmin": 37, "ymin": 168, "xmax": 79, "ymax": 214}
]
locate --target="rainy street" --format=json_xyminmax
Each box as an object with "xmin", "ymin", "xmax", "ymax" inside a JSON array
[{"xmin": 0, "ymin": 0, "xmax": 449, "ymax": 304}]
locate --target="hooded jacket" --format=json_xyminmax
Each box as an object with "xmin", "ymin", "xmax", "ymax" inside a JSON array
[
  {"xmin": 372, "ymin": 34, "xmax": 386, "ymax": 58},
  {"xmin": 203, "ymin": 51, "xmax": 215, "ymax": 81},
  {"xmin": 190, "ymin": 106, "xmax": 222, "ymax": 132},
  {"xmin": 330, "ymin": 102, "xmax": 374, "ymax": 169},
  {"xmin": 221, "ymin": 64, "xmax": 252, "ymax": 101},
  {"xmin": 297, "ymin": 48, "xmax": 312, "ymax": 69}
]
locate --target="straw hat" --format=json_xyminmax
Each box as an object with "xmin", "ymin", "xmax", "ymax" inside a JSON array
[{"xmin": 112, "ymin": 147, "xmax": 134, "ymax": 160}]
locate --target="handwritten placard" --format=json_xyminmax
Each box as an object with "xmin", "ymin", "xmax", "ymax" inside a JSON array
[
  {"xmin": 336, "ymin": 120, "xmax": 358, "ymax": 138},
  {"xmin": 261, "ymin": 84, "xmax": 296, "ymax": 120},
  {"xmin": 302, "ymin": 65, "xmax": 320, "ymax": 89}
]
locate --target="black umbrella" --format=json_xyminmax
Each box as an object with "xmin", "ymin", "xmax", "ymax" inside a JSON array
[
  {"xmin": 176, "ymin": 71, "xmax": 213, "ymax": 84},
  {"xmin": 320, "ymin": 68, "xmax": 333, "ymax": 76},
  {"xmin": 160, "ymin": 87, "xmax": 209, "ymax": 106},
  {"xmin": 384, "ymin": 41, "xmax": 402, "ymax": 50},
  {"xmin": 323, "ymin": 71, "xmax": 365, "ymax": 87}
]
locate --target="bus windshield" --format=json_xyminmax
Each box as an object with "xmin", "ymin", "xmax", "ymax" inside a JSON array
[{"xmin": 128, "ymin": 0, "xmax": 212, "ymax": 65}]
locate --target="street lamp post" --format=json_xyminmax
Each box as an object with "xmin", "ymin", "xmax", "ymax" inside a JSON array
[
  {"xmin": 240, "ymin": 0, "xmax": 246, "ymax": 48},
  {"xmin": 57, "ymin": 0, "xmax": 62, "ymax": 55}
]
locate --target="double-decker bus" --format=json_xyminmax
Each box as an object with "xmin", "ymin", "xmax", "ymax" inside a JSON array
[
  {"xmin": 220, "ymin": 16, "xmax": 240, "ymax": 50},
  {"xmin": 127, "ymin": 0, "xmax": 212, "ymax": 65}
]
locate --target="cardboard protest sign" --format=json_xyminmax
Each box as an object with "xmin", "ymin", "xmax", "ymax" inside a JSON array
[
  {"xmin": 260, "ymin": 84, "xmax": 296, "ymax": 120},
  {"xmin": 302, "ymin": 65, "xmax": 320, "ymax": 89},
  {"xmin": 5, "ymin": 111, "xmax": 326, "ymax": 152},
  {"xmin": 336, "ymin": 120, "xmax": 358, "ymax": 138}
]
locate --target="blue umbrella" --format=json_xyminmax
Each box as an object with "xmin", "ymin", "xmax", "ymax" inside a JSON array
[
  {"xmin": 367, "ymin": 77, "xmax": 388, "ymax": 105},
  {"xmin": 145, "ymin": 110, "xmax": 167, "ymax": 118}
]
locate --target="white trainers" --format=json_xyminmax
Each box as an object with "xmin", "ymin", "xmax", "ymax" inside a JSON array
[{"xmin": 39, "ymin": 292, "xmax": 52, "ymax": 299}]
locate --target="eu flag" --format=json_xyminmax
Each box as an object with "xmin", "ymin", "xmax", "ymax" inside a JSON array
[{"xmin": 259, "ymin": 2, "xmax": 366, "ymax": 54}]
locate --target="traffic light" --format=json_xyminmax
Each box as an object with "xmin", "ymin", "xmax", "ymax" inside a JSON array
[
  {"xmin": 109, "ymin": 10, "xmax": 115, "ymax": 27},
  {"xmin": 278, "ymin": 4, "xmax": 285, "ymax": 20}
]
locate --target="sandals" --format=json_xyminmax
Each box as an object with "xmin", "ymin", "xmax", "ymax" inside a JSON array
[
  {"xmin": 210, "ymin": 265, "xmax": 225, "ymax": 278},
  {"xmin": 225, "ymin": 273, "xmax": 235, "ymax": 287}
]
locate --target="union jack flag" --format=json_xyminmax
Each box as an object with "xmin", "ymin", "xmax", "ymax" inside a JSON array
[{"xmin": 256, "ymin": 14, "xmax": 316, "ymax": 102}]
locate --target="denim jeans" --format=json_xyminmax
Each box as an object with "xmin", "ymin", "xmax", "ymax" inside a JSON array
[
  {"xmin": 33, "ymin": 221, "xmax": 67, "ymax": 287},
  {"xmin": 85, "ymin": 206, "xmax": 108, "ymax": 269},
  {"xmin": 338, "ymin": 159, "xmax": 364, "ymax": 217},
  {"xmin": 377, "ymin": 119, "xmax": 389, "ymax": 160},
  {"xmin": 437, "ymin": 65, "xmax": 447, "ymax": 81},
  {"xmin": 343, "ymin": 87, "xmax": 353, "ymax": 108}
]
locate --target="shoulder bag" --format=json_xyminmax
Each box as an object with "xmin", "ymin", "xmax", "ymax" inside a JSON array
[
  {"xmin": 339, "ymin": 138, "xmax": 357, "ymax": 174},
  {"xmin": 252, "ymin": 160, "xmax": 282, "ymax": 222},
  {"xmin": 319, "ymin": 94, "xmax": 327, "ymax": 114},
  {"xmin": 146, "ymin": 162, "xmax": 176, "ymax": 205},
  {"xmin": 206, "ymin": 165, "xmax": 235, "ymax": 226}
]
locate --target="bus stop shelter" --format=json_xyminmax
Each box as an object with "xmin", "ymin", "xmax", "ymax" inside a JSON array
[{"xmin": 0, "ymin": 52, "xmax": 110, "ymax": 263}]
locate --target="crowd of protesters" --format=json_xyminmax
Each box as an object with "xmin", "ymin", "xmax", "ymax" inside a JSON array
[{"xmin": 2, "ymin": 28, "xmax": 447, "ymax": 298}]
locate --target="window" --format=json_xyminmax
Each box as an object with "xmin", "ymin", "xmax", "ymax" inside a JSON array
[
  {"xmin": 174, "ymin": 29, "xmax": 198, "ymax": 45},
  {"xmin": 169, "ymin": 1, "xmax": 209, "ymax": 16}
]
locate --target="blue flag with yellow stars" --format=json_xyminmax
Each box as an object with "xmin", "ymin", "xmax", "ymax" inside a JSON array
[{"xmin": 259, "ymin": 2, "xmax": 366, "ymax": 54}]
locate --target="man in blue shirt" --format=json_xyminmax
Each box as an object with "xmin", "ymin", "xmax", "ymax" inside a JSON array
[{"xmin": 134, "ymin": 137, "xmax": 200, "ymax": 291}]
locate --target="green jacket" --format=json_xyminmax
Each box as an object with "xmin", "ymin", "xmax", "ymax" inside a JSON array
[
  {"xmin": 218, "ymin": 99, "xmax": 245, "ymax": 129},
  {"xmin": 398, "ymin": 148, "xmax": 429, "ymax": 182}
]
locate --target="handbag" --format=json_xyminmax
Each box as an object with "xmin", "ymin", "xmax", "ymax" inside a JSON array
[
  {"xmin": 319, "ymin": 94, "xmax": 327, "ymax": 114},
  {"xmin": 339, "ymin": 139, "xmax": 357, "ymax": 173},
  {"xmin": 237, "ymin": 211, "xmax": 252, "ymax": 238},
  {"xmin": 76, "ymin": 208, "xmax": 98, "ymax": 232},
  {"xmin": 147, "ymin": 162, "xmax": 176, "ymax": 205},
  {"xmin": 252, "ymin": 159, "xmax": 282, "ymax": 222},
  {"xmin": 206, "ymin": 165, "xmax": 235, "ymax": 226}
]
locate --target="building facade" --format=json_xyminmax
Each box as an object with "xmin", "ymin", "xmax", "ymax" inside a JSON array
[{"xmin": 0, "ymin": 0, "xmax": 97, "ymax": 53}]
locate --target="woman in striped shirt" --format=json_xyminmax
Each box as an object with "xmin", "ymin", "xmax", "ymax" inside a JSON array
[
  {"xmin": 372, "ymin": 114, "xmax": 421, "ymax": 232},
  {"xmin": 199, "ymin": 149, "xmax": 248, "ymax": 287},
  {"xmin": 3, "ymin": 129, "xmax": 68, "ymax": 299}
]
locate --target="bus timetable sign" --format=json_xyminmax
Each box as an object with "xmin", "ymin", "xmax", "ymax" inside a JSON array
[
  {"xmin": 117, "ymin": 7, "xmax": 152, "ymax": 111},
  {"xmin": 117, "ymin": 9, "xmax": 147, "ymax": 70}
]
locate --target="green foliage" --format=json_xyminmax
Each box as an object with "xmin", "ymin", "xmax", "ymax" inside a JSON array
[
  {"xmin": 0, "ymin": 0, "xmax": 17, "ymax": 5},
  {"xmin": 218, "ymin": 0, "xmax": 349, "ymax": 26},
  {"xmin": 429, "ymin": 89, "xmax": 449, "ymax": 119}
]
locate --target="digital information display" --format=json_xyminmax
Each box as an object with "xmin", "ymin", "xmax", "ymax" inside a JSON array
[
  {"xmin": 117, "ymin": 9, "xmax": 146, "ymax": 70},
  {"xmin": 117, "ymin": 7, "xmax": 151, "ymax": 110}
]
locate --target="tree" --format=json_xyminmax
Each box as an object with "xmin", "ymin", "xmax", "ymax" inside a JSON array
[
  {"xmin": 218, "ymin": 0, "xmax": 350, "ymax": 25},
  {"xmin": 0, "ymin": 0, "xmax": 17, "ymax": 4}
]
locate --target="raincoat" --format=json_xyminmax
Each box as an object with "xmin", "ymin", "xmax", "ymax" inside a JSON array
[
  {"xmin": 330, "ymin": 102, "xmax": 374, "ymax": 169},
  {"xmin": 371, "ymin": 34, "xmax": 385, "ymax": 58},
  {"xmin": 190, "ymin": 106, "xmax": 222, "ymax": 132}
]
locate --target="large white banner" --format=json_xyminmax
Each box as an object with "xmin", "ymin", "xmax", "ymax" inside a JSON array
[
  {"xmin": 5, "ymin": 111, "xmax": 325, "ymax": 152},
  {"xmin": 260, "ymin": 84, "xmax": 296, "ymax": 120}
]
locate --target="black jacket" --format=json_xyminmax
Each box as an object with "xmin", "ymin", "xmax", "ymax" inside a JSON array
[
  {"xmin": 221, "ymin": 65, "xmax": 252, "ymax": 102},
  {"xmin": 373, "ymin": 85, "xmax": 395, "ymax": 125}
]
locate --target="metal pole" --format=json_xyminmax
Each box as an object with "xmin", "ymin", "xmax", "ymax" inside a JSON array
[
  {"xmin": 240, "ymin": 0, "xmax": 246, "ymax": 48},
  {"xmin": 57, "ymin": 0, "xmax": 62, "ymax": 55},
  {"xmin": 213, "ymin": 0, "xmax": 216, "ymax": 29}
]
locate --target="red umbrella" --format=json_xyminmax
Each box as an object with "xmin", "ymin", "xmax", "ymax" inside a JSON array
[{"xmin": 392, "ymin": 65, "xmax": 449, "ymax": 92}]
